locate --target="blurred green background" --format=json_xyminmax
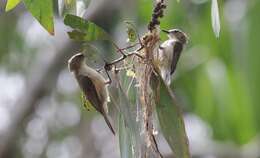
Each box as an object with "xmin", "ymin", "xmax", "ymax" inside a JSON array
[{"xmin": 0, "ymin": 0, "xmax": 259, "ymax": 157}]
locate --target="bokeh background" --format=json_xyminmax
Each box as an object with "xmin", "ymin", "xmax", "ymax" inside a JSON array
[{"xmin": 0, "ymin": 0, "xmax": 260, "ymax": 157}]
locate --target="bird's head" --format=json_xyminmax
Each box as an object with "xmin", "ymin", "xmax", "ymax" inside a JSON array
[
  {"xmin": 68, "ymin": 53, "xmax": 85, "ymax": 72},
  {"xmin": 162, "ymin": 29, "xmax": 188, "ymax": 44}
]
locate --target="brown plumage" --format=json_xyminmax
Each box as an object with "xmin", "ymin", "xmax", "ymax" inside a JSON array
[
  {"xmin": 156, "ymin": 29, "xmax": 188, "ymax": 85},
  {"xmin": 68, "ymin": 53, "xmax": 115, "ymax": 135}
]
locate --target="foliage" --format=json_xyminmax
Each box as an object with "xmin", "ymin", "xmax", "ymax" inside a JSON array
[
  {"xmin": 64, "ymin": 14, "xmax": 110, "ymax": 41},
  {"xmin": 125, "ymin": 21, "xmax": 138, "ymax": 43},
  {"xmin": 4, "ymin": 0, "xmax": 221, "ymax": 37},
  {"xmin": 153, "ymin": 74, "xmax": 190, "ymax": 158},
  {"xmin": 5, "ymin": 0, "xmax": 21, "ymax": 11},
  {"xmin": 5, "ymin": 0, "xmax": 54, "ymax": 35}
]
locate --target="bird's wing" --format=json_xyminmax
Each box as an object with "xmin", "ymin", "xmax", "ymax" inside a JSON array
[
  {"xmin": 76, "ymin": 75, "xmax": 115, "ymax": 135},
  {"xmin": 76, "ymin": 75, "xmax": 103, "ymax": 113},
  {"xmin": 170, "ymin": 41, "xmax": 183, "ymax": 74}
]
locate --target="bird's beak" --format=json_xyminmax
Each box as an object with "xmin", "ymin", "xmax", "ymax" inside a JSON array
[{"xmin": 162, "ymin": 29, "xmax": 170, "ymax": 34}]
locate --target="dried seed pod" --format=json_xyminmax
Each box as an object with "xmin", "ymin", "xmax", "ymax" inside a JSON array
[{"xmin": 148, "ymin": 0, "xmax": 166, "ymax": 31}]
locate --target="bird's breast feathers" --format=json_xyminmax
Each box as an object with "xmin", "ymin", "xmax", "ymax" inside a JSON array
[
  {"xmin": 79, "ymin": 65, "xmax": 106, "ymax": 83},
  {"xmin": 78, "ymin": 65, "xmax": 110, "ymax": 102}
]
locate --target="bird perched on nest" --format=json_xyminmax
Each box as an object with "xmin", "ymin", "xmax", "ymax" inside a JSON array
[
  {"xmin": 68, "ymin": 53, "xmax": 115, "ymax": 135},
  {"xmin": 156, "ymin": 29, "xmax": 188, "ymax": 85}
]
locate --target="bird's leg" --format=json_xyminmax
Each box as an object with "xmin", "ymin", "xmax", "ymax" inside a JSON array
[
  {"xmin": 105, "ymin": 70, "xmax": 112, "ymax": 85},
  {"xmin": 104, "ymin": 62, "xmax": 112, "ymax": 85}
]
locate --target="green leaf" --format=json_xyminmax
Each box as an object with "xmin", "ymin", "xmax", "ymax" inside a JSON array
[
  {"xmin": 64, "ymin": 14, "xmax": 110, "ymax": 41},
  {"xmin": 109, "ymin": 74, "xmax": 141, "ymax": 158},
  {"xmin": 118, "ymin": 114, "xmax": 134, "ymax": 158},
  {"xmin": 154, "ymin": 76, "xmax": 190, "ymax": 158},
  {"xmin": 81, "ymin": 92, "xmax": 94, "ymax": 111},
  {"xmin": 117, "ymin": 84, "xmax": 142, "ymax": 158},
  {"xmin": 5, "ymin": 0, "xmax": 21, "ymax": 11},
  {"xmin": 23, "ymin": 0, "xmax": 54, "ymax": 35},
  {"xmin": 67, "ymin": 30, "xmax": 86, "ymax": 41},
  {"xmin": 125, "ymin": 21, "xmax": 138, "ymax": 43}
]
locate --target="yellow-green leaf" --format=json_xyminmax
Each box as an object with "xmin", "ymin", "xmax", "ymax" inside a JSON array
[
  {"xmin": 81, "ymin": 92, "xmax": 94, "ymax": 111},
  {"xmin": 64, "ymin": 14, "xmax": 111, "ymax": 41},
  {"xmin": 125, "ymin": 21, "xmax": 138, "ymax": 43},
  {"xmin": 126, "ymin": 69, "xmax": 135, "ymax": 77},
  {"xmin": 5, "ymin": 0, "xmax": 21, "ymax": 11},
  {"xmin": 23, "ymin": 0, "xmax": 54, "ymax": 35},
  {"xmin": 118, "ymin": 114, "xmax": 134, "ymax": 158}
]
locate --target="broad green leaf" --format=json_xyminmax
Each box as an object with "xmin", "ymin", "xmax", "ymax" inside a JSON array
[
  {"xmin": 64, "ymin": 14, "xmax": 110, "ymax": 41},
  {"xmin": 5, "ymin": 0, "xmax": 21, "ymax": 11},
  {"xmin": 118, "ymin": 83, "xmax": 138, "ymax": 138},
  {"xmin": 118, "ymin": 84, "xmax": 142, "ymax": 158},
  {"xmin": 154, "ymin": 75, "xmax": 190, "ymax": 158},
  {"xmin": 211, "ymin": 0, "xmax": 220, "ymax": 38},
  {"xmin": 67, "ymin": 30, "xmax": 86, "ymax": 41},
  {"xmin": 109, "ymin": 73, "xmax": 141, "ymax": 158},
  {"xmin": 81, "ymin": 43, "xmax": 106, "ymax": 66},
  {"xmin": 23, "ymin": 0, "xmax": 54, "ymax": 35},
  {"xmin": 118, "ymin": 114, "xmax": 134, "ymax": 158}
]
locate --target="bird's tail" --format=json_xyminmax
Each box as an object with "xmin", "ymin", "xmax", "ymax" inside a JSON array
[{"xmin": 103, "ymin": 114, "xmax": 116, "ymax": 135}]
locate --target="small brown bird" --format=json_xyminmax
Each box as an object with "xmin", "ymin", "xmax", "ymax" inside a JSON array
[
  {"xmin": 68, "ymin": 53, "xmax": 115, "ymax": 135},
  {"xmin": 156, "ymin": 29, "xmax": 188, "ymax": 85}
]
